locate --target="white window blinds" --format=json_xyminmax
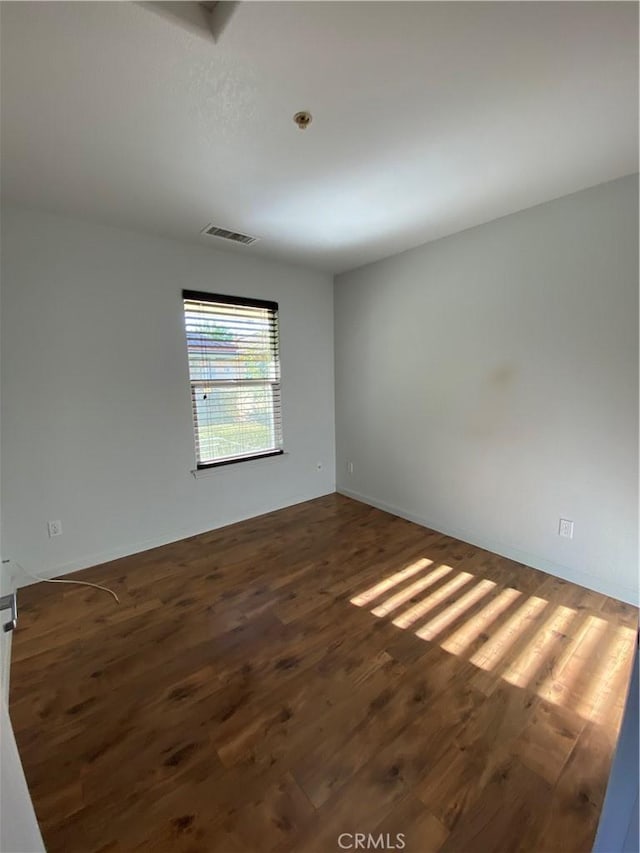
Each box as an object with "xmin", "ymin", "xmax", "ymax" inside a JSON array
[{"xmin": 182, "ymin": 290, "xmax": 283, "ymax": 468}]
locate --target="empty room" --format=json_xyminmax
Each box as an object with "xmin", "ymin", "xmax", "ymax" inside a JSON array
[{"xmin": 0, "ymin": 2, "xmax": 638, "ymax": 852}]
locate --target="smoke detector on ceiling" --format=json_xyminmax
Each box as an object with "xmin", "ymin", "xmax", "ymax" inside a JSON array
[
  {"xmin": 200, "ymin": 224, "xmax": 259, "ymax": 245},
  {"xmin": 293, "ymin": 111, "xmax": 312, "ymax": 130}
]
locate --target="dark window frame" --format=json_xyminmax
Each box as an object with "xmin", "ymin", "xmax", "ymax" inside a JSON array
[{"xmin": 182, "ymin": 289, "xmax": 284, "ymax": 470}]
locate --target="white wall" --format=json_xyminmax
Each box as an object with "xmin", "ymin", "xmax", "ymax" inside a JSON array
[
  {"xmin": 1, "ymin": 207, "xmax": 335, "ymax": 582},
  {"xmin": 335, "ymin": 175, "xmax": 639, "ymax": 605},
  {"xmin": 0, "ymin": 693, "xmax": 45, "ymax": 853},
  {"xmin": 0, "ymin": 209, "xmax": 45, "ymax": 853},
  {"xmin": 0, "ymin": 223, "xmax": 9, "ymax": 699}
]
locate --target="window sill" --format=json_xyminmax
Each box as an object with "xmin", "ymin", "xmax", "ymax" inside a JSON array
[{"xmin": 191, "ymin": 451, "xmax": 289, "ymax": 479}]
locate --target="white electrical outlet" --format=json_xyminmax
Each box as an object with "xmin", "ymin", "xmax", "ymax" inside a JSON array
[
  {"xmin": 47, "ymin": 520, "xmax": 62, "ymax": 537},
  {"xmin": 558, "ymin": 518, "xmax": 574, "ymax": 539},
  {"xmin": 347, "ymin": 461, "xmax": 354, "ymax": 474}
]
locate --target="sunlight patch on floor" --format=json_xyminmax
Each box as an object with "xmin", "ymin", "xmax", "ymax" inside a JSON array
[
  {"xmin": 501, "ymin": 604, "xmax": 576, "ymax": 689},
  {"xmin": 469, "ymin": 595, "xmax": 548, "ymax": 671},
  {"xmin": 575, "ymin": 622, "xmax": 637, "ymax": 724},
  {"xmin": 350, "ymin": 558, "xmax": 433, "ymax": 607},
  {"xmin": 372, "ymin": 565, "xmax": 452, "ymax": 618},
  {"xmin": 414, "ymin": 579, "xmax": 496, "ymax": 642},
  {"xmin": 536, "ymin": 614, "xmax": 609, "ymax": 707},
  {"xmin": 440, "ymin": 587, "xmax": 522, "ymax": 656},
  {"xmin": 349, "ymin": 560, "xmax": 636, "ymax": 726},
  {"xmin": 392, "ymin": 571, "xmax": 474, "ymax": 629}
]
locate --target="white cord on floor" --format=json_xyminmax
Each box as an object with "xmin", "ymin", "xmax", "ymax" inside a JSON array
[{"xmin": 10, "ymin": 561, "xmax": 120, "ymax": 604}]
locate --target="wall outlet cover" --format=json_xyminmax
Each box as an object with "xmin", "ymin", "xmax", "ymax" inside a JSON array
[
  {"xmin": 47, "ymin": 520, "xmax": 62, "ymax": 537},
  {"xmin": 559, "ymin": 518, "xmax": 574, "ymax": 539}
]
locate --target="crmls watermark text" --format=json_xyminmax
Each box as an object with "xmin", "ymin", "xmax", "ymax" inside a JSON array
[{"xmin": 338, "ymin": 833, "xmax": 406, "ymax": 850}]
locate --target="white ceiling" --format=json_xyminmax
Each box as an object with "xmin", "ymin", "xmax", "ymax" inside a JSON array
[{"xmin": 1, "ymin": 1, "xmax": 637, "ymax": 274}]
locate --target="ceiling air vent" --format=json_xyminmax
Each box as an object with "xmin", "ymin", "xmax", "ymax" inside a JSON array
[{"xmin": 201, "ymin": 224, "xmax": 259, "ymax": 245}]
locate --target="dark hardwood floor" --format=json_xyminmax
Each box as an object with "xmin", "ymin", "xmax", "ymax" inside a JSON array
[{"xmin": 9, "ymin": 494, "xmax": 638, "ymax": 852}]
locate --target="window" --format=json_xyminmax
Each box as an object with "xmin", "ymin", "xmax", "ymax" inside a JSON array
[{"xmin": 182, "ymin": 290, "xmax": 283, "ymax": 468}]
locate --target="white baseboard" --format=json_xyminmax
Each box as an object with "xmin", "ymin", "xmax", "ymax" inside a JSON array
[
  {"xmin": 10, "ymin": 483, "xmax": 636, "ymax": 606},
  {"xmin": 8, "ymin": 486, "xmax": 336, "ymax": 589},
  {"xmin": 337, "ymin": 486, "xmax": 638, "ymax": 606}
]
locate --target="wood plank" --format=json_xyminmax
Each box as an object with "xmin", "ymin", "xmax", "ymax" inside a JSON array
[{"xmin": 9, "ymin": 493, "xmax": 637, "ymax": 853}]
